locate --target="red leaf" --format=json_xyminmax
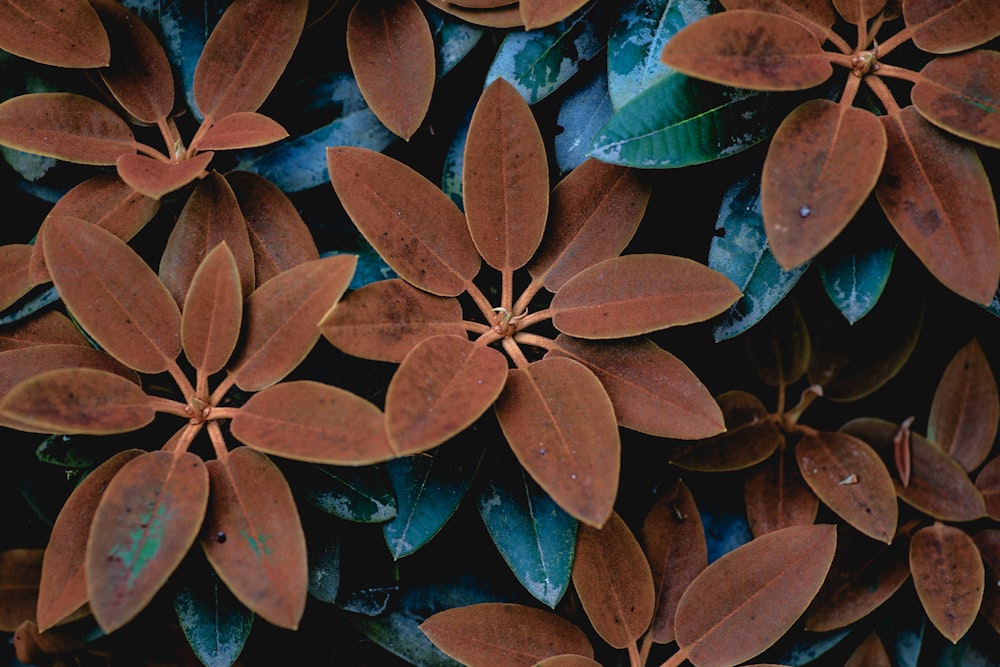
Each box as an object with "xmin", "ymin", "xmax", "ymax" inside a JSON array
[
  {"xmin": 0, "ymin": 244, "xmax": 32, "ymax": 312},
  {"xmin": 194, "ymin": 112, "xmax": 288, "ymax": 151},
  {"xmin": 0, "ymin": 0, "xmax": 108, "ymax": 67},
  {"xmin": 116, "ymin": 152, "xmax": 214, "ymax": 200},
  {"xmin": 0, "ymin": 312, "xmax": 89, "ymax": 352},
  {"xmin": 904, "ymin": 0, "xmax": 1000, "ymax": 54},
  {"xmin": 86, "ymin": 451, "xmax": 209, "ymax": 633},
  {"xmin": 347, "ymin": 0, "xmax": 434, "ymax": 140},
  {"xmin": 745, "ymin": 449, "xmax": 819, "ymax": 537},
  {"xmin": 909, "ymin": 522, "xmax": 984, "ymax": 643},
  {"xmin": 182, "ymin": 244, "xmax": 243, "ymax": 374},
  {"xmin": 520, "ymin": 0, "xmax": 590, "ymax": 28},
  {"xmin": 913, "ymin": 51, "xmax": 1000, "ymax": 149},
  {"xmin": 0, "ymin": 548, "xmax": 42, "ymax": 632},
  {"xmin": 201, "ymin": 447, "xmax": 307, "ymax": 629}
]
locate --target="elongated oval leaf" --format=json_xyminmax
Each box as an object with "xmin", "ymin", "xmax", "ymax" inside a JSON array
[
  {"xmin": 0, "ymin": 244, "xmax": 32, "ymax": 311},
  {"xmin": 495, "ymin": 357, "xmax": 620, "ymax": 528},
  {"xmin": 289, "ymin": 461, "xmax": 396, "ymax": 522},
  {"xmin": 464, "ymin": 78, "xmax": 548, "ymax": 271},
  {"xmin": 913, "ymin": 51, "xmax": 1000, "ymax": 149},
  {"xmin": 0, "ymin": 0, "xmax": 109, "ymax": 67},
  {"xmin": 385, "ymin": 335, "xmax": 509, "ymax": 455},
  {"xmin": 87, "ymin": 450, "xmax": 210, "ymax": 633},
  {"xmin": 535, "ymin": 657, "xmax": 602, "ymax": 667},
  {"xmin": 745, "ymin": 448, "xmax": 819, "ymax": 537},
  {"xmin": 844, "ymin": 632, "xmax": 891, "ymax": 667},
  {"xmin": 721, "ymin": 0, "xmax": 838, "ymax": 42},
  {"xmin": 231, "ymin": 380, "xmax": 396, "ymax": 465},
  {"xmin": 904, "ymin": 0, "xmax": 1000, "ymax": 54},
  {"xmin": 555, "ymin": 71, "xmax": 614, "ymax": 174},
  {"xmin": 201, "ymin": 447, "xmax": 307, "ymax": 629},
  {"xmin": 420, "ymin": 602, "xmax": 594, "ymax": 666},
  {"xmin": 744, "ymin": 298, "xmax": 810, "ymax": 388},
  {"xmin": 976, "ymin": 457, "xmax": 1000, "ymax": 521},
  {"xmin": 0, "ymin": 93, "xmax": 134, "ymax": 165},
  {"xmin": 817, "ymin": 235, "xmax": 895, "ymax": 325},
  {"xmin": 182, "ymin": 244, "xmax": 243, "ymax": 374},
  {"xmin": 0, "ymin": 549, "xmax": 42, "ymax": 631},
  {"xmin": 674, "ymin": 524, "xmax": 837, "ymax": 667},
  {"xmin": 423, "ymin": 0, "xmax": 523, "ymax": 27},
  {"xmin": 194, "ymin": 112, "xmax": 288, "ymax": 151},
  {"xmin": 909, "ymin": 522, "xmax": 984, "ymax": 643},
  {"xmin": 116, "ymin": 152, "xmax": 214, "ymax": 200},
  {"xmin": 0, "ymin": 345, "xmax": 136, "ymax": 403},
  {"xmin": 427, "ymin": 6, "xmax": 485, "ymax": 78},
  {"xmin": 551, "ymin": 254, "xmax": 741, "ymax": 339},
  {"xmin": 173, "ymin": 559, "xmax": 254, "ymax": 667},
  {"xmin": 0, "ymin": 312, "xmax": 89, "ymax": 351},
  {"xmin": 328, "ymin": 146, "xmax": 480, "ymax": 296},
  {"xmin": 520, "ymin": 0, "xmax": 590, "ymax": 28}
]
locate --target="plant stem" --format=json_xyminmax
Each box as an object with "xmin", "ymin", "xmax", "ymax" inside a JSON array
[
  {"xmin": 512, "ymin": 331, "xmax": 553, "ymax": 352},
  {"xmin": 464, "ymin": 278, "xmax": 496, "ymax": 322},
  {"xmin": 873, "ymin": 63, "xmax": 921, "ymax": 84},
  {"xmin": 865, "ymin": 75, "xmax": 902, "ymax": 115},
  {"xmin": 207, "ymin": 420, "xmax": 229, "ymax": 458},
  {"xmin": 148, "ymin": 396, "xmax": 192, "ymax": 418},
  {"xmin": 658, "ymin": 646, "xmax": 689, "ymax": 667},
  {"xmin": 501, "ymin": 336, "xmax": 530, "ymax": 370},
  {"xmin": 876, "ymin": 25, "xmax": 914, "ymax": 58},
  {"xmin": 628, "ymin": 640, "xmax": 642, "ymax": 667},
  {"xmin": 513, "ymin": 274, "xmax": 545, "ymax": 315}
]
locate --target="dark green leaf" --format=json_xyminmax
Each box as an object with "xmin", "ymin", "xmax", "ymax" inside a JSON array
[
  {"xmin": 555, "ymin": 71, "xmax": 614, "ymax": 175},
  {"xmin": 756, "ymin": 627, "xmax": 852, "ymax": 666},
  {"xmin": 173, "ymin": 557, "xmax": 253, "ymax": 667},
  {"xmin": 426, "ymin": 5, "xmax": 485, "ymax": 78},
  {"xmin": 290, "ymin": 461, "xmax": 397, "ymax": 523},
  {"xmin": 818, "ymin": 240, "xmax": 895, "ymax": 325},
  {"xmin": 306, "ymin": 521, "xmax": 341, "ymax": 604}
]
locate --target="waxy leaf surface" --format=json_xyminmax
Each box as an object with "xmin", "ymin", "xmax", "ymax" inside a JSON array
[
  {"xmin": 195, "ymin": 112, "xmax": 289, "ymax": 151},
  {"xmin": 555, "ymin": 71, "xmax": 614, "ymax": 174},
  {"xmin": 909, "ymin": 522, "xmax": 984, "ymax": 643},
  {"xmin": 291, "ymin": 461, "xmax": 396, "ymax": 522},
  {"xmin": 913, "ymin": 50, "xmax": 1000, "ymax": 149},
  {"xmin": 0, "ymin": 0, "xmax": 109, "ymax": 68},
  {"xmin": 182, "ymin": 244, "xmax": 243, "ymax": 375},
  {"xmin": 817, "ymin": 235, "xmax": 895, "ymax": 325},
  {"xmin": 116, "ymin": 152, "xmax": 214, "ymax": 200},
  {"xmin": 745, "ymin": 448, "xmax": 819, "ymax": 537},
  {"xmin": 173, "ymin": 561, "xmax": 254, "ymax": 667},
  {"xmin": 904, "ymin": 0, "xmax": 1000, "ymax": 54}
]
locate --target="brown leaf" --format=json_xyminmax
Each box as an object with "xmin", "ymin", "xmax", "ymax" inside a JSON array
[
  {"xmin": 496, "ymin": 357, "xmax": 620, "ymax": 528},
  {"xmin": 904, "ymin": 0, "xmax": 1000, "ymax": 54},
  {"xmin": 159, "ymin": 171, "xmax": 255, "ymax": 304},
  {"xmin": 573, "ymin": 511, "xmax": 655, "ymax": 649},
  {"xmin": 0, "ymin": 344, "xmax": 137, "ymax": 401},
  {"xmin": 909, "ymin": 522, "xmax": 984, "ymax": 643},
  {"xmin": 674, "ymin": 524, "xmax": 837, "ymax": 667},
  {"xmin": 745, "ymin": 448, "xmax": 819, "ymax": 537},
  {"xmin": 86, "ymin": 450, "xmax": 210, "ymax": 633},
  {"xmin": 550, "ymin": 254, "xmax": 741, "ymax": 339},
  {"xmin": 762, "ymin": 99, "xmax": 887, "ymax": 269},
  {"xmin": 231, "ymin": 380, "xmax": 396, "ymax": 464},
  {"xmin": 973, "ymin": 529, "xmax": 1000, "ymax": 634},
  {"xmin": 422, "ymin": 0, "xmax": 523, "ymax": 28},
  {"xmin": 36, "ymin": 449, "xmax": 144, "ymax": 631},
  {"xmin": 975, "ymin": 456, "xmax": 1000, "ymax": 521},
  {"xmin": 913, "ymin": 51, "xmax": 1000, "ymax": 149},
  {"xmin": 116, "ymin": 152, "xmax": 214, "ymax": 200},
  {"xmin": 0, "ymin": 548, "xmax": 42, "ymax": 632},
  {"xmin": 228, "ymin": 255, "xmax": 356, "ymax": 392},
  {"xmin": 43, "ymin": 216, "xmax": 181, "ymax": 374},
  {"xmin": 832, "ymin": 0, "xmax": 886, "ymax": 23},
  {"xmin": 721, "ymin": 0, "xmax": 836, "ymax": 44},
  {"xmin": 91, "ymin": 0, "xmax": 174, "ymax": 124},
  {"xmin": 520, "ymin": 0, "xmax": 589, "ymax": 28},
  {"xmin": 660, "ymin": 10, "xmax": 832, "ymax": 91},
  {"xmin": 347, "ymin": 0, "xmax": 434, "ymax": 140},
  {"xmin": 327, "ymin": 146, "xmax": 480, "ymax": 296},
  {"xmin": 201, "ymin": 447, "xmax": 307, "ymax": 629},
  {"xmin": 182, "ymin": 244, "xmax": 243, "ymax": 374},
  {"xmin": 928, "ymin": 339, "xmax": 999, "ymax": 472},
  {"xmin": 464, "ymin": 77, "xmax": 549, "ymax": 271},
  {"xmin": 841, "ymin": 418, "xmax": 987, "ymax": 522},
  {"xmin": 0, "ymin": 93, "xmax": 134, "ymax": 165},
  {"xmin": 875, "ymin": 106, "xmax": 1000, "ymax": 305},
  {"xmin": 534, "ymin": 657, "xmax": 602, "ymax": 667},
  {"xmin": 527, "ymin": 159, "xmax": 650, "ymax": 293},
  {"xmin": 193, "ymin": 112, "xmax": 288, "ymax": 150},
  {"xmin": 0, "ymin": 244, "xmax": 32, "ymax": 311},
  {"xmin": 0, "ymin": 312, "xmax": 89, "ymax": 352},
  {"xmin": 743, "ymin": 298, "xmax": 810, "ymax": 388},
  {"xmin": 0, "ymin": 0, "xmax": 109, "ymax": 68},
  {"xmin": 547, "ymin": 335, "xmax": 725, "ymax": 439},
  {"xmin": 320, "ymin": 278, "xmax": 465, "ymax": 363},
  {"xmin": 419, "ymin": 602, "xmax": 594, "ymax": 666},
  {"xmin": 12, "ymin": 620, "xmax": 86, "ymax": 665},
  {"xmin": 641, "ymin": 480, "xmax": 707, "ymax": 644},
  {"xmin": 844, "ymin": 631, "xmax": 891, "ymax": 667},
  {"xmin": 193, "ymin": 0, "xmax": 308, "ymax": 121}
]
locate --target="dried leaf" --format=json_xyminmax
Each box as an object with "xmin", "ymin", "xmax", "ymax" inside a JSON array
[
  {"xmin": 0, "ymin": 0, "xmax": 109, "ymax": 68},
  {"xmin": 745, "ymin": 448, "xmax": 819, "ymax": 537},
  {"xmin": 904, "ymin": 0, "xmax": 1000, "ymax": 53},
  {"xmin": 913, "ymin": 51, "xmax": 1000, "ymax": 149},
  {"xmin": 116, "ymin": 152, "xmax": 214, "ymax": 200},
  {"xmin": 909, "ymin": 522, "xmax": 984, "ymax": 643},
  {"xmin": 0, "ymin": 548, "xmax": 42, "ymax": 632},
  {"xmin": 0, "ymin": 244, "xmax": 32, "ymax": 311},
  {"xmin": 194, "ymin": 112, "xmax": 289, "ymax": 150},
  {"xmin": 182, "ymin": 243, "xmax": 243, "ymax": 374}
]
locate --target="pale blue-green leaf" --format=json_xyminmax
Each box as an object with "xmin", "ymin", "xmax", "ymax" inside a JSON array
[
  {"xmin": 306, "ymin": 526, "xmax": 340, "ymax": 604},
  {"xmin": 818, "ymin": 241, "xmax": 895, "ymax": 325},
  {"xmin": 425, "ymin": 5, "xmax": 485, "ymax": 78},
  {"xmin": 710, "ymin": 171, "xmax": 809, "ymax": 341},
  {"xmin": 477, "ymin": 453, "xmax": 578, "ymax": 608},
  {"xmin": 698, "ymin": 495, "xmax": 752, "ymax": 564},
  {"xmin": 935, "ymin": 627, "xmax": 1000, "ymax": 666},
  {"xmin": 757, "ymin": 628, "xmax": 853, "ymax": 666},
  {"xmin": 984, "ymin": 289, "xmax": 1000, "ymax": 318},
  {"xmin": 36, "ymin": 434, "xmax": 121, "ymax": 470},
  {"xmin": 174, "ymin": 559, "xmax": 253, "ymax": 667},
  {"xmin": 555, "ymin": 70, "xmax": 613, "ymax": 176},
  {"xmin": 153, "ymin": 0, "xmax": 227, "ymax": 122},
  {"xmin": 484, "ymin": 2, "xmax": 608, "ymax": 104},
  {"xmin": 288, "ymin": 460, "xmax": 397, "ymax": 523},
  {"xmin": 383, "ymin": 438, "xmax": 484, "ymax": 559},
  {"xmin": 0, "ymin": 285, "xmax": 61, "ymax": 327},
  {"xmin": 590, "ymin": 72, "xmax": 780, "ymax": 167},
  {"xmin": 1, "ymin": 146, "xmax": 57, "ymax": 182},
  {"xmin": 233, "ymin": 73, "xmax": 395, "ymax": 192},
  {"xmin": 322, "ymin": 247, "xmax": 397, "ymax": 290},
  {"xmin": 442, "ymin": 102, "xmax": 474, "ymax": 210},
  {"xmin": 879, "ymin": 599, "xmax": 924, "ymax": 667},
  {"xmin": 607, "ymin": 0, "xmax": 713, "ymax": 109},
  {"xmin": 338, "ymin": 586, "xmax": 395, "ymax": 616}
]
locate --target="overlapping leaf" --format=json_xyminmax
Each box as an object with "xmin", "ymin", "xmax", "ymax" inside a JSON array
[
  {"xmin": 904, "ymin": 0, "xmax": 1000, "ymax": 54},
  {"xmin": 669, "ymin": 390, "xmax": 782, "ymax": 471},
  {"xmin": 745, "ymin": 449, "xmax": 819, "ymax": 537},
  {"xmin": 181, "ymin": 243, "xmax": 243, "ymax": 375},
  {"xmin": 115, "ymin": 152, "xmax": 215, "ymax": 200},
  {"xmin": 0, "ymin": 548, "xmax": 42, "ymax": 632},
  {"xmin": 0, "ymin": 0, "xmax": 109, "ymax": 68},
  {"xmin": 909, "ymin": 522, "xmax": 984, "ymax": 643},
  {"xmin": 195, "ymin": 112, "xmax": 289, "ymax": 151},
  {"xmin": 912, "ymin": 50, "xmax": 1000, "ymax": 149}
]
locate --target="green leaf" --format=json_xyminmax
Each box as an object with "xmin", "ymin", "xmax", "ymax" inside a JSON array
[
  {"xmin": 289, "ymin": 461, "xmax": 397, "ymax": 523},
  {"xmin": 305, "ymin": 519, "xmax": 341, "ymax": 604},
  {"xmin": 383, "ymin": 437, "xmax": 485, "ymax": 559},
  {"xmin": 818, "ymin": 239, "xmax": 895, "ymax": 325},
  {"xmin": 555, "ymin": 71, "xmax": 614, "ymax": 176},
  {"xmin": 426, "ymin": 5, "xmax": 484, "ymax": 78},
  {"xmin": 477, "ymin": 451, "xmax": 578, "ymax": 608},
  {"xmin": 710, "ymin": 171, "xmax": 809, "ymax": 341},
  {"xmin": 606, "ymin": 0, "xmax": 713, "ymax": 109},
  {"xmin": 590, "ymin": 72, "xmax": 781, "ymax": 167},
  {"xmin": 174, "ymin": 557, "xmax": 254, "ymax": 667}
]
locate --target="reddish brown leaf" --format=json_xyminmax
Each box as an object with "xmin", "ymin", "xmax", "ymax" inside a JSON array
[
  {"xmin": 116, "ymin": 152, "xmax": 214, "ymax": 200},
  {"xmin": 893, "ymin": 416, "xmax": 913, "ymax": 488},
  {"xmin": 550, "ymin": 254, "xmax": 741, "ymax": 339},
  {"xmin": 875, "ymin": 106, "xmax": 1000, "ymax": 305},
  {"xmin": 496, "ymin": 357, "xmax": 620, "ymax": 528},
  {"xmin": 226, "ymin": 171, "xmax": 320, "ymax": 284},
  {"xmin": 904, "ymin": 0, "xmax": 1000, "ymax": 54},
  {"xmin": 385, "ymin": 335, "xmax": 509, "ymax": 455},
  {"xmin": 795, "ymin": 431, "xmax": 897, "ymax": 544},
  {"xmin": 91, "ymin": 0, "xmax": 174, "ymax": 124},
  {"xmin": 347, "ymin": 0, "xmax": 434, "ymax": 140},
  {"xmin": 973, "ymin": 529, "xmax": 1000, "ymax": 633},
  {"xmin": 527, "ymin": 159, "xmax": 650, "ymax": 293},
  {"xmin": 43, "ymin": 216, "xmax": 181, "ymax": 374},
  {"xmin": 844, "ymin": 631, "xmax": 891, "ymax": 667},
  {"xmin": 674, "ymin": 524, "xmax": 837, "ymax": 667},
  {"xmin": 193, "ymin": 112, "xmax": 288, "ymax": 150},
  {"xmin": 0, "ymin": 0, "xmax": 109, "ymax": 68},
  {"xmin": 975, "ymin": 456, "xmax": 1000, "ymax": 521},
  {"xmin": 320, "ymin": 278, "xmax": 465, "ymax": 363},
  {"xmin": 0, "ymin": 312, "xmax": 89, "ymax": 352},
  {"xmin": 0, "ymin": 344, "xmax": 137, "ymax": 401},
  {"xmin": 228, "ymin": 255, "xmax": 356, "ymax": 392},
  {"xmin": 660, "ymin": 10, "xmax": 832, "ymax": 91},
  {"xmin": 422, "ymin": 0, "xmax": 523, "ymax": 28},
  {"xmin": 641, "ymin": 480, "xmax": 707, "ymax": 644},
  {"xmin": 744, "ymin": 298, "xmax": 810, "ymax": 388},
  {"xmin": 548, "ymin": 335, "xmax": 724, "ymax": 439},
  {"xmin": 573, "ymin": 511, "xmax": 655, "ymax": 649},
  {"xmin": 231, "ymin": 380, "xmax": 396, "ymax": 464},
  {"xmin": 669, "ymin": 390, "xmax": 782, "ymax": 472},
  {"xmin": 762, "ymin": 99, "xmax": 887, "ymax": 269},
  {"xmin": 841, "ymin": 418, "xmax": 987, "ymax": 522},
  {"xmin": 913, "ymin": 51, "xmax": 1000, "ymax": 149},
  {"xmin": 0, "ymin": 93, "xmax": 134, "ymax": 165},
  {"xmin": 36, "ymin": 449, "xmax": 144, "ymax": 631},
  {"xmin": 86, "ymin": 450, "xmax": 210, "ymax": 633},
  {"xmin": 201, "ymin": 447, "xmax": 307, "ymax": 629},
  {"xmin": 327, "ymin": 146, "xmax": 480, "ymax": 296},
  {"xmin": 534, "ymin": 657, "xmax": 602, "ymax": 667},
  {"xmin": 464, "ymin": 77, "xmax": 549, "ymax": 271},
  {"xmin": 745, "ymin": 449, "xmax": 819, "ymax": 537},
  {"xmin": 832, "ymin": 0, "xmax": 886, "ymax": 23},
  {"xmin": 182, "ymin": 244, "xmax": 243, "ymax": 375},
  {"xmin": 519, "ymin": 0, "xmax": 589, "ymax": 28},
  {"xmin": 928, "ymin": 339, "xmax": 999, "ymax": 472},
  {"xmin": 0, "ymin": 548, "xmax": 42, "ymax": 632},
  {"xmin": 12, "ymin": 620, "xmax": 86, "ymax": 666},
  {"xmin": 721, "ymin": 0, "xmax": 836, "ymax": 43},
  {"xmin": 0, "ymin": 244, "xmax": 32, "ymax": 311},
  {"xmin": 419, "ymin": 602, "xmax": 593, "ymax": 666},
  {"xmin": 193, "ymin": 0, "xmax": 308, "ymax": 121},
  {"xmin": 909, "ymin": 522, "xmax": 984, "ymax": 643},
  {"xmin": 159, "ymin": 171, "xmax": 255, "ymax": 304}
]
